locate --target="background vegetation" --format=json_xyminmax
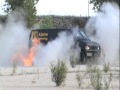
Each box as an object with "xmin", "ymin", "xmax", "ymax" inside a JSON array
[
  {"xmin": 2, "ymin": 0, "xmax": 39, "ymax": 28},
  {"xmin": 0, "ymin": 0, "xmax": 119, "ymax": 29},
  {"xmin": 90, "ymin": 0, "xmax": 120, "ymax": 11},
  {"xmin": 0, "ymin": 15, "xmax": 88, "ymax": 29}
]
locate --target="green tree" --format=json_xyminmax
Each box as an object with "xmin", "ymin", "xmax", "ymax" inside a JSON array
[
  {"xmin": 3, "ymin": 0, "xmax": 24, "ymax": 13},
  {"xmin": 23, "ymin": 0, "xmax": 38, "ymax": 28},
  {"xmin": 3, "ymin": 0, "xmax": 39, "ymax": 28},
  {"xmin": 90, "ymin": 0, "xmax": 120, "ymax": 11}
]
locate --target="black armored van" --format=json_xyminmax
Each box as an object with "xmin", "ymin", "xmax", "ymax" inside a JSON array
[
  {"xmin": 29, "ymin": 29, "xmax": 101, "ymax": 63},
  {"xmin": 74, "ymin": 30, "xmax": 101, "ymax": 63}
]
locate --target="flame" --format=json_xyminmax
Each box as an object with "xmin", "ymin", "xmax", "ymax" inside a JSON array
[
  {"xmin": 11, "ymin": 38, "xmax": 40, "ymax": 67},
  {"xmin": 21, "ymin": 38, "xmax": 40, "ymax": 67},
  {"xmin": 21, "ymin": 47, "xmax": 34, "ymax": 66}
]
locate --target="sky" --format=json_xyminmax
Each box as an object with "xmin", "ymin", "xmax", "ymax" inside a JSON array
[{"xmin": 0, "ymin": 0, "xmax": 96, "ymax": 16}]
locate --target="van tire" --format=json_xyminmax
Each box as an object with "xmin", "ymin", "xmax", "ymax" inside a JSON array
[{"xmin": 80, "ymin": 52, "xmax": 86, "ymax": 64}]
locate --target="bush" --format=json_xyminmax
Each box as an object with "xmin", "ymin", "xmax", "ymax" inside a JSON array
[
  {"xmin": 103, "ymin": 73, "xmax": 112, "ymax": 90},
  {"xmin": 50, "ymin": 60, "xmax": 68, "ymax": 86},
  {"xmin": 103, "ymin": 63, "xmax": 112, "ymax": 90},
  {"xmin": 11, "ymin": 60, "xmax": 17, "ymax": 76},
  {"xmin": 69, "ymin": 51, "xmax": 80, "ymax": 68},
  {"xmin": 103, "ymin": 63, "xmax": 110, "ymax": 73},
  {"xmin": 76, "ymin": 70, "xmax": 85, "ymax": 88},
  {"xmin": 87, "ymin": 65, "xmax": 102, "ymax": 90},
  {"xmin": 69, "ymin": 55, "xmax": 77, "ymax": 68}
]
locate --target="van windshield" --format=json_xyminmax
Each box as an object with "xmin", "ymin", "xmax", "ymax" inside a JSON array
[
  {"xmin": 76, "ymin": 30, "xmax": 88, "ymax": 39},
  {"xmin": 80, "ymin": 31, "xmax": 88, "ymax": 39}
]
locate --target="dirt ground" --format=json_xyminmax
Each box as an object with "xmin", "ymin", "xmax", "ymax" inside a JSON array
[{"xmin": 0, "ymin": 65, "xmax": 119, "ymax": 90}]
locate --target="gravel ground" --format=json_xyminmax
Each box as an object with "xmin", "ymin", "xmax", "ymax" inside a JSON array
[{"xmin": 0, "ymin": 65, "xmax": 119, "ymax": 90}]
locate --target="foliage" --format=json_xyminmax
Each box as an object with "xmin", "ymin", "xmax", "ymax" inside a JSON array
[
  {"xmin": 3, "ymin": 0, "xmax": 24, "ymax": 13},
  {"xmin": 69, "ymin": 54, "xmax": 80, "ymax": 68},
  {"xmin": 23, "ymin": 0, "xmax": 38, "ymax": 28},
  {"xmin": 38, "ymin": 15, "xmax": 88, "ymax": 29},
  {"xmin": 11, "ymin": 60, "xmax": 17, "ymax": 75},
  {"xmin": 40, "ymin": 16, "xmax": 54, "ymax": 29},
  {"xmin": 3, "ymin": 0, "xmax": 39, "ymax": 28},
  {"xmin": 50, "ymin": 60, "xmax": 68, "ymax": 86},
  {"xmin": 103, "ymin": 73, "xmax": 112, "ymax": 90},
  {"xmin": 76, "ymin": 69, "xmax": 85, "ymax": 88},
  {"xmin": 72, "ymin": 17, "xmax": 85, "ymax": 28},
  {"xmin": 103, "ymin": 63, "xmax": 110, "ymax": 73},
  {"xmin": 69, "ymin": 54, "xmax": 77, "ymax": 68},
  {"xmin": 87, "ymin": 65, "xmax": 102, "ymax": 90},
  {"xmin": 87, "ymin": 65, "xmax": 113, "ymax": 90},
  {"xmin": 90, "ymin": 0, "xmax": 120, "ymax": 11},
  {"xmin": 0, "ymin": 15, "xmax": 6, "ymax": 22},
  {"xmin": 103, "ymin": 63, "xmax": 112, "ymax": 90},
  {"xmin": 69, "ymin": 49, "xmax": 80, "ymax": 68}
]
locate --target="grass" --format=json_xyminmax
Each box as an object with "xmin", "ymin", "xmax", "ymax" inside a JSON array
[
  {"xmin": 11, "ymin": 60, "xmax": 17, "ymax": 76},
  {"xmin": 86, "ymin": 63, "xmax": 113, "ymax": 90},
  {"xmin": 103, "ymin": 73, "xmax": 112, "ymax": 90},
  {"xmin": 103, "ymin": 63, "xmax": 110, "ymax": 73},
  {"xmin": 69, "ymin": 54, "xmax": 77, "ymax": 68},
  {"xmin": 69, "ymin": 52, "xmax": 80, "ymax": 68},
  {"xmin": 76, "ymin": 68, "xmax": 86, "ymax": 88},
  {"xmin": 87, "ymin": 65, "xmax": 102, "ymax": 90},
  {"xmin": 103, "ymin": 63, "xmax": 112, "ymax": 90}
]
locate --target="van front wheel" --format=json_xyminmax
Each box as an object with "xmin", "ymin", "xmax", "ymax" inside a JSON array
[{"xmin": 80, "ymin": 52, "xmax": 86, "ymax": 64}]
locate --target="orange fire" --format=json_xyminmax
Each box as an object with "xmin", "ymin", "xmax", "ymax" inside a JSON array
[
  {"xmin": 21, "ymin": 47, "xmax": 34, "ymax": 66},
  {"xmin": 11, "ymin": 38, "xmax": 40, "ymax": 67},
  {"xmin": 21, "ymin": 38, "xmax": 40, "ymax": 67}
]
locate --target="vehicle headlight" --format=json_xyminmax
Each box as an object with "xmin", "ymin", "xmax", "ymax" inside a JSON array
[
  {"xmin": 85, "ymin": 46, "xmax": 90, "ymax": 50},
  {"xmin": 98, "ymin": 47, "xmax": 100, "ymax": 50}
]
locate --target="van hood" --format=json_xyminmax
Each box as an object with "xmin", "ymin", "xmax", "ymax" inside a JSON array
[{"xmin": 80, "ymin": 39, "xmax": 100, "ymax": 46}]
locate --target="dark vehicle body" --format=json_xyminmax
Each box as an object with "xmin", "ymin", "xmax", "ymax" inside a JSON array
[{"xmin": 29, "ymin": 29, "xmax": 101, "ymax": 63}]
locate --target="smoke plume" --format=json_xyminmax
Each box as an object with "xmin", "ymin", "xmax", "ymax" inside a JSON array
[
  {"xmin": 85, "ymin": 2, "xmax": 119, "ymax": 65},
  {"xmin": 34, "ymin": 28, "xmax": 80, "ymax": 67},
  {"xmin": 0, "ymin": 12, "xmax": 80, "ymax": 67},
  {"xmin": 0, "ymin": 12, "xmax": 29, "ymax": 67}
]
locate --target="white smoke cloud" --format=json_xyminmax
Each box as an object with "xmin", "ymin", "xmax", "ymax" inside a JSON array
[
  {"xmin": 0, "ymin": 12, "xmax": 80, "ymax": 67},
  {"xmin": 0, "ymin": 24, "xmax": 3, "ymax": 31},
  {"xmin": 0, "ymin": 12, "xmax": 29, "ymax": 67},
  {"xmin": 34, "ymin": 28, "xmax": 81, "ymax": 67},
  {"xmin": 85, "ymin": 2, "xmax": 119, "ymax": 65}
]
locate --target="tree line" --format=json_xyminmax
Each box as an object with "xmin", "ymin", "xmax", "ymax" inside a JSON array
[{"xmin": 1, "ymin": 0, "xmax": 119, "ymax": 29}]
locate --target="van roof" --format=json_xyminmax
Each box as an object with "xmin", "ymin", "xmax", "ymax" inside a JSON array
[{"xmin": 31, "ymin": 28, "xmax": 71, "ymax": 31}]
